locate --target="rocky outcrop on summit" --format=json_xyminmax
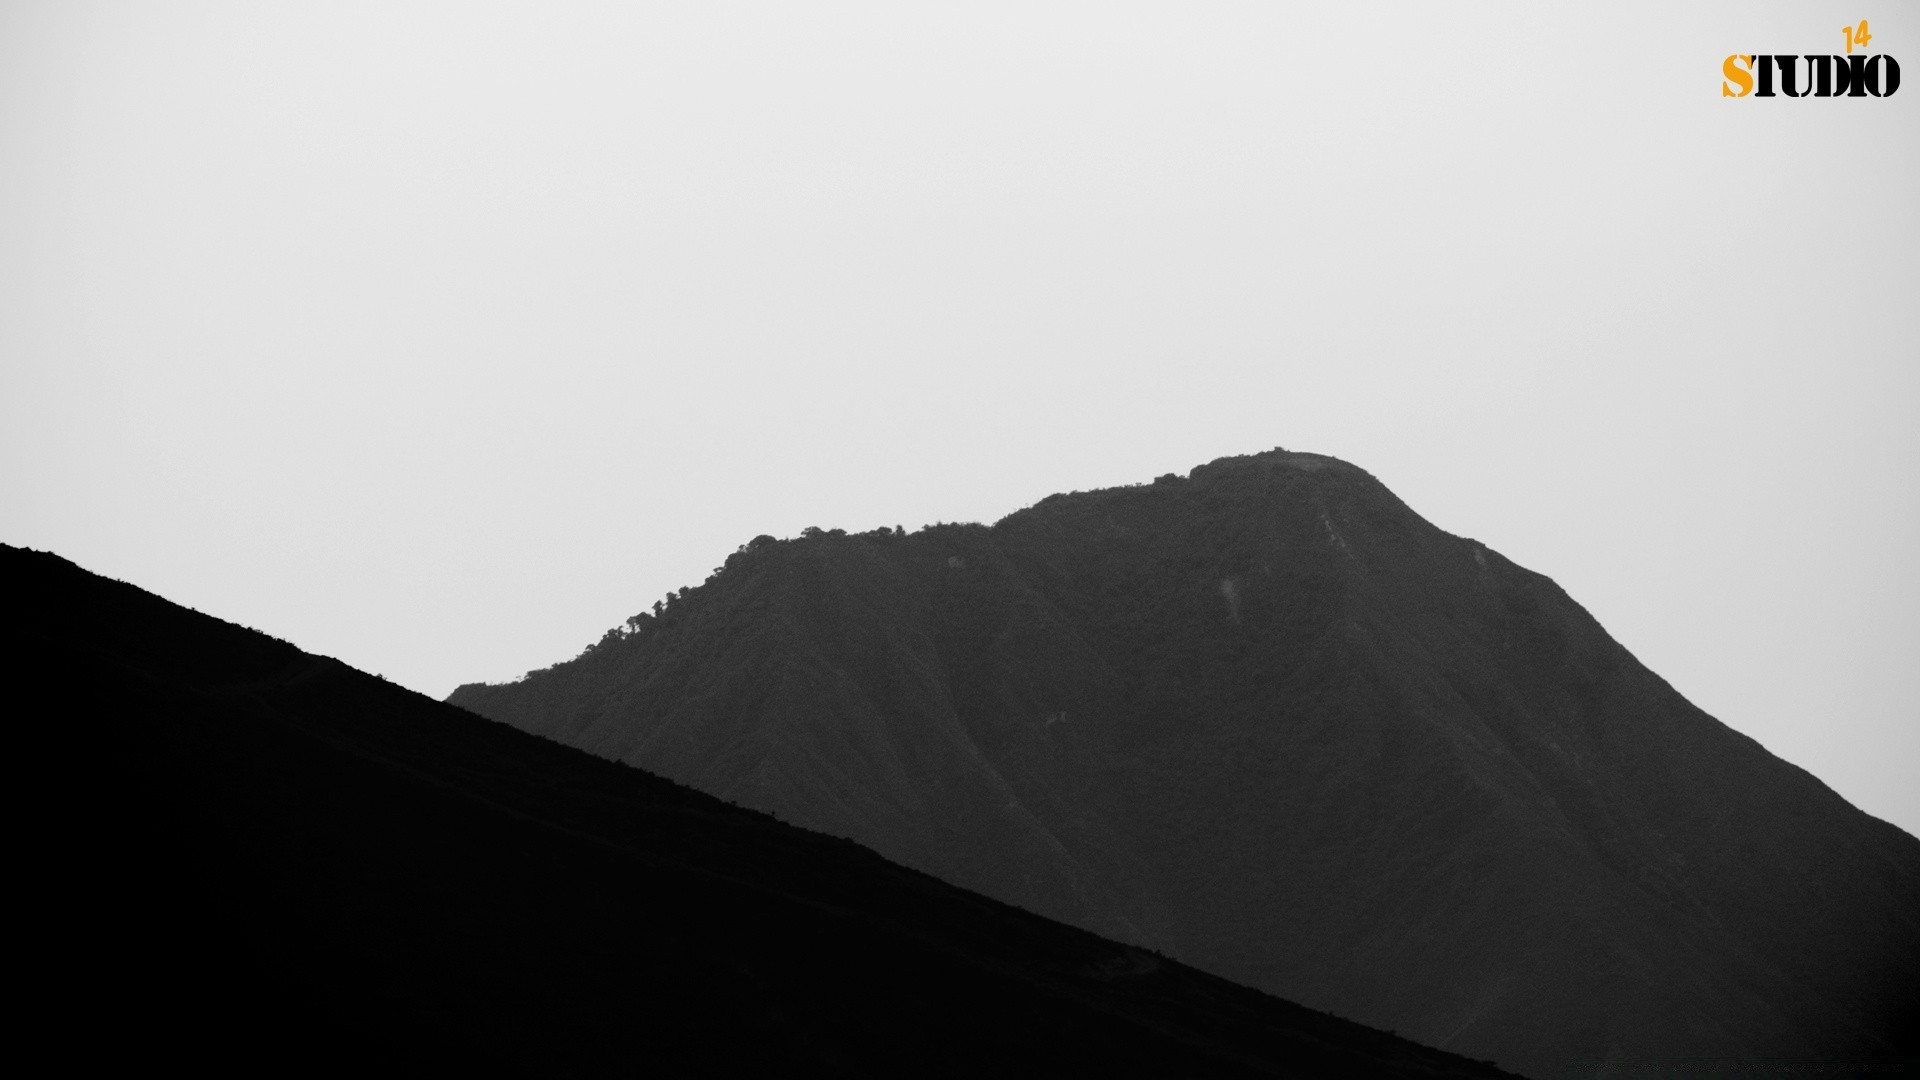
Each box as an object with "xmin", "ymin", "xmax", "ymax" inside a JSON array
[{"xmin": 453, "ymin": 450, "xmax": 1920, "ymax": 1079}]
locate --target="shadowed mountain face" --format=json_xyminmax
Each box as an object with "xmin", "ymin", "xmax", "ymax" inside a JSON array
[
  {"xmin": 452, "ymin": 450, "xmax": 1920, "ymax": 1079},
  {"xmin": 6, "ymin": 542, "xmax": 1518, "ymax": 1078}
]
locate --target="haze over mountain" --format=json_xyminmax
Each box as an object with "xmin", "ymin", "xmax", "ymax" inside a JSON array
[
  {"xmin": 454, "ymin": 449, "xmax": 1920, "ymax": 1079},
  {"xmin": 8, "ymin": 540, "xmax": 1518, "ymax": 1077}
]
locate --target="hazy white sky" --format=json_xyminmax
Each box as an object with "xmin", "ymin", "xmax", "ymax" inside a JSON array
[{"xmin": 4, "ymin": 3, "xmax": 1915, "ymax": 836}]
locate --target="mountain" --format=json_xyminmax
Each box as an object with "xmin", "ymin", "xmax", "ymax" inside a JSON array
[
  {"xmin": 451, "ymin": 449, "xmax": 1920, "ymax": 1079},
  {"xmin": 5, "ymin": 541, "xmax": 1521, "ymax": 1077}
]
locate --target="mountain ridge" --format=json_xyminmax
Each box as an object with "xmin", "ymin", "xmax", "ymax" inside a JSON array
[
  {"xmin": 452, "ymin": 448, "xmax": 1920, "ymax": 1079},
  {"xmin": 6, "ymin": 540, "xmax": 1522, "ymax": 1077}
]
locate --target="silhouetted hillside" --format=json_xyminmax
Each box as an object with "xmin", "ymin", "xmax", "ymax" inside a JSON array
[
  {"xmin": 453, "ymin": 449, "xmax": 1920, "ymax": 1079},
  {"xmin": 5, "ymin": 542, "xmax": 1518, "ymax": 1078}
]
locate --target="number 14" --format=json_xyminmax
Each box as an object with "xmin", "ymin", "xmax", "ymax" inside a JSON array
[{"xmin": 1842, "ymin": 19, "xmax": 1873, "ymax": 54}]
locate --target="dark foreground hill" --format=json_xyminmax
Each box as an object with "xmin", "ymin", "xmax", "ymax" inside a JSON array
[
  {"xmin": 453, "ymin": 449, "xmax": 1920, "ymax": 1079},
  {"xmin": 5, "ymin": 543, "xmax": 1517, "ymax": 1078}
]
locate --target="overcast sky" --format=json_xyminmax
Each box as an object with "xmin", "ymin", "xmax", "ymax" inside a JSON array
[{"xmin": 4, "ymin": 3, "xmax": 1915, "ymax": 837}]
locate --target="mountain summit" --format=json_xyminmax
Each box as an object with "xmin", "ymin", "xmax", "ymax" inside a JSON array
[{"xmin": 452, "ymin": 449, "xmax": 1920, "ymax": 1078}]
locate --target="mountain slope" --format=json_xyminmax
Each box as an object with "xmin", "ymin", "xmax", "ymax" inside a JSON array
[
  {"xmin": 452, "ymin": 449, "xmax": 1920, "ymax": 1079},
  {"xmin": 5, "ymin": 541, "xmax": 1517, "ymax": 1077}
]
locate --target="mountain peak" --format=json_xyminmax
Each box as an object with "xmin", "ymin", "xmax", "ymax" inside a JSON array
[{"xmin": 452, "ymin": 453, "xmax": 1920, "ymax": 1079}]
